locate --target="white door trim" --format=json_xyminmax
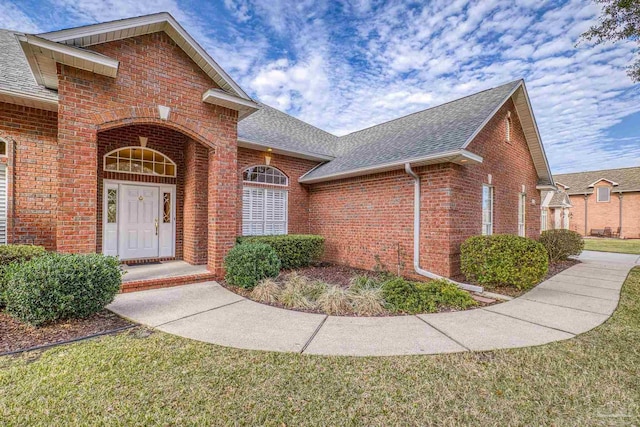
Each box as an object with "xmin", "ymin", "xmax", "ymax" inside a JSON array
[{"xmin": 102, "ymin": 180, "xmax": 176, "ymax": 260}]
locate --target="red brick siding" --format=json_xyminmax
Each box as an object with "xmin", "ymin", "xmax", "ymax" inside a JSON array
[
  {"xmin": 184, "ymin": 139, "xmax": 209, "ymax": 264},
  {"xmin": 237, "ymin": 148, "xmax": 319, "ymax": 235},
  {"xmin": 448, "ymin": 100, "xmax": 541, "ymax": 275},
  {"xmin": 55, "ymin": 31, "xmax": 238, "ymax": 274},
  {"xmin": 96, "ymin": 125, "xmax": 187, "ymax": 259},
  {"xmin": 309, "ymin": 99, "xmax": 542, "ymax": 279},
  {"xmin": 308, "ymin": 165, "xmax": 456, "ymax": 278},
  {"xmin": 0, "ymin": 102, "xmax": 58, "ymax": 249},
  {"xmin": 568, "ymin": 188, "xmax": 640, "ymax": 239}
]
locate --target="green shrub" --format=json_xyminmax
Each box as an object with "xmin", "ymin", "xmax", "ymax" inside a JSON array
[
  {"xmin": 236, "ymin": 235, "xmax": 324, "ymax": 269},
  {"xmin": 4, "ymin": 253, "xmax": 122, "ymax": 326},
  {"xmin": 460, "ymin": 234, "xmax": 549, "ymax": 290},
  {"xmin": 381, "ymin": 277, "xmax": 476, "ymax": 314},
  {"xmin": 224, "ymin": 243, "xmax": 281, "ymax": 289},
  {"xmin": 539, "ymin": 229, "xmax": 584, "ymax": 263},
  {"xmin": 0, "ymin": 245, "xmax": 47, "ymax": 307}
]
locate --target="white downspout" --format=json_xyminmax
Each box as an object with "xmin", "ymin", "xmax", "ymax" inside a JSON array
[{"xmin": 404, "ymin": 163, "xmax": 483, "ymax": 293}]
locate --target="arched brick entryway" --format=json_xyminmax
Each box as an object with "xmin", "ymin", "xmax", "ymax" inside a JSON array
[{"xmin": 56, "ymin": 108, "xmax": 239, "ymax": 277}]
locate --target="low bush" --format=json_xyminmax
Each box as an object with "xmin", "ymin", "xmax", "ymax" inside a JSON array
[
  {"xmin": 0, "ymin": 244, "xmax": 47, "ymax": 307},
  {"xmin": 382, "ymin": 277, "xmax": 477, "ymax": 314},
  {"xmin": 4, "ymin": 253, "xmax": 122, "ymax": 326},
  {"xmin": 224, "ymin": 243, "xmax": 281, "ymax": 289},
  {"xmin": 460, "ymin": 234, "xmax": 549, "ymax": 290},
  {"xmin": 236, "ymin": 235, "xmax": 324, "ymax": 269},
  {"xmin": 539, "ymin": 229, "xmax": 584, "ymax": 263},
  {"xmin": 316, "ymin": 286, "xmax": 351, "ymax": 315}
]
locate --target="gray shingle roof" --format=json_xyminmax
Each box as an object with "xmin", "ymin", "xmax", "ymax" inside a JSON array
[
  {"xmin": 554, "ymin": 166, "xmax": 640, "ymax": 195},
  {"xmin": 301, "ymin": 80, "xmax": 521, "ymax": 181},
  {"xmin": 238, "ymin": 103, "xmax": 338, "ymax": 158},
  {"xmin": 0, "ymin": 29, "xmax": 58, "ymax": 101}
]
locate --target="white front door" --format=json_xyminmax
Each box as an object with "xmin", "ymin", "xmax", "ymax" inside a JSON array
[{"xmin": 120, "ymin": 185, "xmax": 160, "ymax": 260}]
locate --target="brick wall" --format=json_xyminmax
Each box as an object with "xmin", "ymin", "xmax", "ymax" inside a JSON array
[
  {"xmin": 568, "ymin": 188, "xmax": 640, "ymax": 238},
  {"xmin": 237, "ymin": 148, "xmax": 319, "ymax": 235},
  {"xmin": 0, "ymin": 102, "xmax": 58, "ymax": 249},
  {"xmin": 184, "ymin": 138, "xmax": 209, "ymax": 264},
  {"xmin": 308, "ymin": 99, "xmax": 542, "ymax": 279},
  {"xmin": 96, "ymin": 124, "xmax": 187, "ymax": 259},
  {"xmin": 55, "ymin": 31, "xmax": 238, "ymax": 274}
]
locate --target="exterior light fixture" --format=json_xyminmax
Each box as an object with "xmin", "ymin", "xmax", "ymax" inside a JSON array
[
  {"xmin": 265, "ymin": 148, "xmax": 273, "ymax": 165},
  {"xmin": 460, "ymin": 159, "xmax": 468, "ymax": 163}
]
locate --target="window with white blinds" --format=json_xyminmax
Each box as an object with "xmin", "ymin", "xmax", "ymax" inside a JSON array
[
  {"xmin": 0, "ymin": 165, "xmax": 7, "ymax": 244},
  {"xmin": 242, "ymin": 187, "xmax": 287, "ymax": 236}
]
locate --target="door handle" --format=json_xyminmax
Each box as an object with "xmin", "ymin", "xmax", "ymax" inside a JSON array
[{"xmin": 155, "ymin": 218, "xmax": 159, "ymax": 236}]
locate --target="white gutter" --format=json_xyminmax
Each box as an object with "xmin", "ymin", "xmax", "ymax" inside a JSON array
[{"xmin": 404, "ymin": 163, "xmax": 483, "ymax": 293}]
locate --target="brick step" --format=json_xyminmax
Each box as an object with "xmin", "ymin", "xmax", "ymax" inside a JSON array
[{"xmin": 120, "ymin": 272, "xmax": 218, "ymax": 293}]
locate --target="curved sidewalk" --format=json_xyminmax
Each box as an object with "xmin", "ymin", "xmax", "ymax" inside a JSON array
[{"xmin": 108, "ymin": 251, "xmax": 637, "ymax": 356}]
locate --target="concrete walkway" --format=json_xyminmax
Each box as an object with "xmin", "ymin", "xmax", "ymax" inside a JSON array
[{"xmin": 108, "ymin": 251, "xmax": 637, "ymax": 356}]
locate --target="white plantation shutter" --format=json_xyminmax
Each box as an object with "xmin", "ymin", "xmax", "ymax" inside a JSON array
[
  {"xmin": 0, "ymin": 165, "xmax": 6, "ymax": 244},
  {"xmin": 242, "ymin": 187, "xmax": 287, "ymax": 236}
]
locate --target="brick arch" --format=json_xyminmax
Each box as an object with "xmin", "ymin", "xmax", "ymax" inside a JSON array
[{"xmin": 93, "ymin": 107, "xmax": 218, "ymax": 150}]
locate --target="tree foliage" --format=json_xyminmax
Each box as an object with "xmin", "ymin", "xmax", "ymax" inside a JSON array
[{"xmin": 581, "ymin": 0, "xmax": 640, "ymax": 81}]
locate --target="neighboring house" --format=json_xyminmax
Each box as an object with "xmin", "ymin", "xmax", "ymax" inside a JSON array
[
  {"xmin": 554, "ymin": 167, "xmax": 640, "ymax": 239},
  {"xmin": 540, "ymin": 185, "xmax": 572, "ymax": 231},
  {"xmin": 0, "ymin": 13, "xmax": 554, "ymax": 283}
]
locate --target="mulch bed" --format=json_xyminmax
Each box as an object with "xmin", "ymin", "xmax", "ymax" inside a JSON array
[
  {"xmin": 0, "ymin": 310, "xmax": 134, "ymax": 355},
  {"xmin": 285, "ymin": 263, "xmax": 381, "ymax": 289}
]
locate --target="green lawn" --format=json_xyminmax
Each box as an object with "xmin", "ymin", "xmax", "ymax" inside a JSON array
[
  {"xmin": 1, "ymin": 269, "xmax": 639, "ymax": 425},
  {"xmin": 584, "ymin": 238, "xmax": 640, "ymax": 255}
]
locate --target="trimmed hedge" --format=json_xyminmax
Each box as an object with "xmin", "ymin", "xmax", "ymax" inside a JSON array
[
  {"xmin": 224, "ymin": 243, "xmax": 281, "ymax": 289},
  {"xmin": 236, "ymin": 235, "xmax": 324, "ymax": 269},
  {"xmin": 0, "ymin": 244, "xmax": 47, "ymax": 307},
  {"xmin": 460, "ymin": 234, "xmax": 549, "ymax": 290},
  {"xmin": 382, "ymin": 277, "xmax": 476, "ymax": 314},
  {"xmin": 4, "ymin": 253, "xmax": 122, "ymax": 326},
  {"xmin": 539, "ymin": 229, "xmax": 584, "ymax": 263}
]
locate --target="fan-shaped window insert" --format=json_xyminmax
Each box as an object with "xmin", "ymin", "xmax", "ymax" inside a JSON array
[
  {"xmin": 104, "ymin": 147, "xmax": 176, "ymax": 177},
  {"xmin": 243, "ymin": 166, "xmax": 288, "ymax": 186}
]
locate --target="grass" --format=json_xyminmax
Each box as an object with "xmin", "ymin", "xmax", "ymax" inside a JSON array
[
  {"xmin": 583, "ymin": 238, "xmax": 640, "ymax": 255},
  {"xmin": 1, "ymin": 269, "xmax": 639, "ymax": 425}
]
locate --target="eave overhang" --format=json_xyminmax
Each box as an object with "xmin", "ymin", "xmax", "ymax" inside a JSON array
[
  {"xmin": 299, "ymin": 149, "xmax": 483, "ymax": 184},
  {"xmin": 237, "ymin": 138, "xmax": 335, "ymax": 162},
  {"xmin": 202, "ymin": 89, "xmax": 260, "ymax": 120},
  {"xmin": 18, "ymin": 34, "xmax": 119, "ymax": 90}
]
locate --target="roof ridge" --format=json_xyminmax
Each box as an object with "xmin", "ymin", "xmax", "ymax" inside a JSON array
[
  {"xmin": 337, "ymin": 79, "xmax": 523, "ymax": 139},
  {"xmin": 555, "ymin": 165, "xmax": 640, "ymax": 176}
]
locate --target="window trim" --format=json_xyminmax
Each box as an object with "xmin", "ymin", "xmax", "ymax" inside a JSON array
[
  {"xmin": 242, "ymin": 186, "xmax": 288, "ymax": 236},
  {"xmin": 482, "ymin": 184, "xmax": 494, "ymax": 236},
  {"xmin": 242, "ymin": 165, "xmax": 289, "ymax": 187},
  {"xmin": 505, "ymin": 113, "xmax": 512, "ymax": 143},
  {"xmin": 541, "ymin": 208, "xmax": 548, "ymax": 232},
  {"xmin": 103, "ymin": 146, "xmax": 177, "ymax": 178},
  {"xmin": 518, "ymin": 193, "xmax": 526, "ymax": 237},
  {"xmin": 596, "ymin": 187, "xmax": 610, "ymax": 203}
]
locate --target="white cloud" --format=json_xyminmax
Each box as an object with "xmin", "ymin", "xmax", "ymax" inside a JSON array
[{"xmin": 3, "ymin": 0, "xmax": 638, "ymax": 174}]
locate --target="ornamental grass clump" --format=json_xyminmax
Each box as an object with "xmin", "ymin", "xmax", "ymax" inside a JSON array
[
  {"xmin": 277, "ymin": 273, "xmax": 325, "ymax": 309},
  {"xmin": 252, "ymin": 278, "xmax": 281, "ymax": 304},
  {"xmin": 350, "ymin": 287, "xmax": 385, "ymax": 316},
  {"xmin": 316, "ymin": 285, "xmax": 352, "ymax": 315}
]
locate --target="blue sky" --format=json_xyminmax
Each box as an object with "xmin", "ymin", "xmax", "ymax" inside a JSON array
[{"xmin": 4, "ymin": 0, "xmax": 639, "ymax": 173}]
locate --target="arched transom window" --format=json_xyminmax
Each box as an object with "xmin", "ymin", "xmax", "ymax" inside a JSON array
[
  {"xmin": 243, "ymin": 165, "xmax": 288, "ymax": 186},
  {"xmin": 104, "ymin": 147, "xmax": 176, "ymax": 177}
]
